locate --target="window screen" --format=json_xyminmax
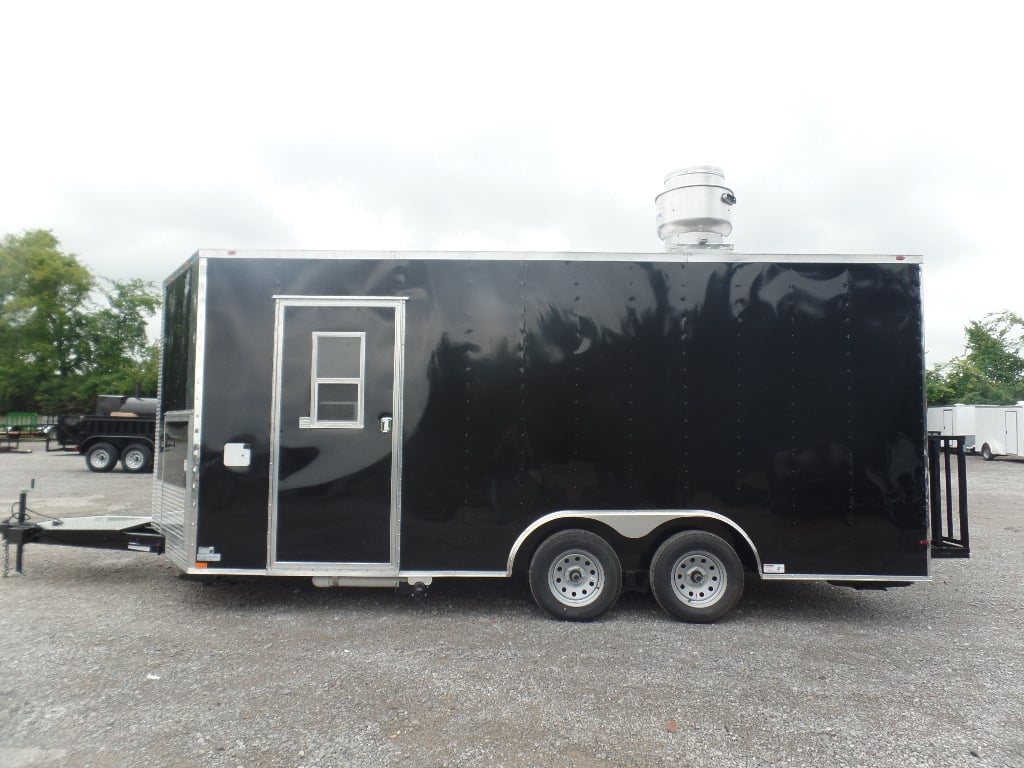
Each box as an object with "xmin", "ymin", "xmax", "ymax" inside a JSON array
[{"xmin": 311, "ymin": 332, "xmax": 364, "ymax": 427}]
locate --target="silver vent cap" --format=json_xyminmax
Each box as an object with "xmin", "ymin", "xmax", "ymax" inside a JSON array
[{"xmin": 655, "ymin": 166, "xmax": 736, "ymax": 250}]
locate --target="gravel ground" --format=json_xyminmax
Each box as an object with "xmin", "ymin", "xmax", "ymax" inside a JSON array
[{"xmin": 1, "ymin": 444, "xmax": 1022, "ymax": 768}]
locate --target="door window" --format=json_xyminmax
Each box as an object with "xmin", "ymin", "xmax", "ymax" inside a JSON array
[{"xmin": 310, "ymin": 332, "xmax": 365, "ymax": 428}]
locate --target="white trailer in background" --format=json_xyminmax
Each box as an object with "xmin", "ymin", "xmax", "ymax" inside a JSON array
[
  {"xmin": 974, "ymin": 405, "xmax": 1024, "ymax": 460},
  {"xmin": 927, "ymin": 405, "xmax": 977, "ymax": 452}
]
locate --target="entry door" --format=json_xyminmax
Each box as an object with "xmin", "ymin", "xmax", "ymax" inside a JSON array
[
  {"xmin": 270, "ymin": 297, "xmax": 405, "ymax": 570},
  {"xmin": 1007, "ymin": 411, "xmax": 1020, "ymax": 456}
]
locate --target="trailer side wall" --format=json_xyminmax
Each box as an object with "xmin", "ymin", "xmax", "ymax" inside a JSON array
[{"xmin": 165, "ymin": 255, "xmax": 927, "ymax": 578}]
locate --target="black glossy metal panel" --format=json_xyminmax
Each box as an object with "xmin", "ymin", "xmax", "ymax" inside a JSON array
[{"xmin": 180, "ymin": 256, "xmax": 926, "ymax": 576}]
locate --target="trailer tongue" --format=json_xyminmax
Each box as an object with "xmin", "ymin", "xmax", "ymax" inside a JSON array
[
  {"xmin": 3, "ymin": 515, "xmax": 163, "ymax": 552},
  {"xmin": 2, "ymin": 505, "xmax": 164, "ymax": 576}
]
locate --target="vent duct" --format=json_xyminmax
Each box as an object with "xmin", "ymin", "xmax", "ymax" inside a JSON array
[{"xmin": 655, "ymin": 166, "xmax": 736, "ymax": 250}]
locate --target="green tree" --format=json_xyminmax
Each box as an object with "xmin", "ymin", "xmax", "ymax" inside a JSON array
[
  {"xmin": 1, "ymin": 229, "xmax": 161, "ymax": 413},
  {"xmin": 1, "ymin": 230, "xmax": 94, "ymax": 411},
  {"xmin": 925, "ymin": 363, "xmax": 957, "ymax": 405},
  {"xmin": 928, "ymin": 311, "xmax": 1024, "ymax": 405}
]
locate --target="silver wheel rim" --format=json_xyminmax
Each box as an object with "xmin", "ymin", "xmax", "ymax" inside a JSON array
[
  {"xmin": 670, "ymin": 549, "xmax": 727, "ymax": 608},
  {"xmin": 89, "ymin": 451, "xmax": 111, "ymax": 469},
  {"xmin": 547, "ymin": 549, "xmax": 605, "ymax": 607},
  {"xmin": 124, "ymin": 450, "xmax": 145, "ymax": 470}
]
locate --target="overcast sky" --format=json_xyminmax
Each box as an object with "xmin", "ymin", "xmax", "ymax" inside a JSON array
[{"xmin": 2, "ymin": 1, "xmax": 1020, "ymax": 365}]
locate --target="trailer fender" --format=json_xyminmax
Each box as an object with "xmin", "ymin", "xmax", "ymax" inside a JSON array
[{"xmin": 506, "ymin": 510, "xmax": 763, "ymax": 576}]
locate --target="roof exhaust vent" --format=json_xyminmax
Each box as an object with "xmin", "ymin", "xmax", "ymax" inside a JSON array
[{"xmin": 655, "ymin": 166, "xmax": 736, "ymax": 251}]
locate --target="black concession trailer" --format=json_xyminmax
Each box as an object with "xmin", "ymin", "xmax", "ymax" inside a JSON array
[
  {"xmin": 1, "ymin": 244, "xmax": 971, "ymax": 621},
  {"xmin": 0, "ymin": 171, "xmax": 971, "ymax": 620},
  {"xmin": 99, "ymin": 245, "xmax": 960, "ymax": 623}
]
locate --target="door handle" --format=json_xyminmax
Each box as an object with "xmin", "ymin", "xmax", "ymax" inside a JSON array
[{"xmin": 379, "ymin": 416, "xmax": 393, "ymax": 434}]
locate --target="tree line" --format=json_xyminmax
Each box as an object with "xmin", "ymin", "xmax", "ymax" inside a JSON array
[
  {"xmin": 1, "ymin": 229, "xmax": 160, "ymax": 414},
  {"xmin": 927, "ymin": 311, "xmax": 1024, "ymax": 406}
]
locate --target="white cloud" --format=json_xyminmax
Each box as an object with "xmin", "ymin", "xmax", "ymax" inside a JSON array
[{"xmin": 1, "ymin": 0, "xmax": 1021, "ymax": 365}]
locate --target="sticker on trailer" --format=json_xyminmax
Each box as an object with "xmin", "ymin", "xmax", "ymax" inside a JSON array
[{"xmin": 197, "ymin": 546, "xmax": 222, "ymax": 562}]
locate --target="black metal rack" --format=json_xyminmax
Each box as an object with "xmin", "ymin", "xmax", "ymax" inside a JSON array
[{"xmin": 928, "ymin": 435, "xmax": 970, "ymax": 558}]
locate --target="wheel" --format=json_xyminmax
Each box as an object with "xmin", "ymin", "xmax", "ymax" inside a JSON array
[
  {"xmin": 649, "ymin": 530, "xmax": 744, "ymax": 623},
  {"xmin": 981, "ymin": 443, "xmax": 994, "ymax": 461},
  {"xmin": 120, "ymin": 443, "xmax": 153, "ymax": 473},
  {"xmin": 528, "ymin": 529, "xmax": 622, "ymax": 621},
  {"xmin": 85, "ymin": 442, "xmax": 118, "ymax": 472}
]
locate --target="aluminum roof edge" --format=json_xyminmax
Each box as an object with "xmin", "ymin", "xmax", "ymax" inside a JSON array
[{"xmin": 191, "ymin": 249, "xmax": 922, "ymax": 265}]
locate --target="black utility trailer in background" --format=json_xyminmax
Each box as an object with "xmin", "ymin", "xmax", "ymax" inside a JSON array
[{"xmin": 46, "ymin": 396, "xmax": 157, "ymax": 473}]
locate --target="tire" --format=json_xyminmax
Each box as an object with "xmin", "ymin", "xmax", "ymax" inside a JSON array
[
  {"xmin": 528, "ymin": 529, "xmax": 622, "ymax": 621},
  {"xmin": 981, "ymin": 443, "xmax": 994, "ymax": 461},
  {"xmin": 120, "ymin": 443, "xmax": 153, "ymax": 473},
  {"xmin": 85, "ymin": 442, "xmax": 118, "ymax": 472},
  {"xmin": 649, "ymin": 530, "xmax": 744, "ymax": 623}
]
